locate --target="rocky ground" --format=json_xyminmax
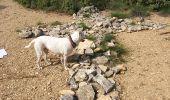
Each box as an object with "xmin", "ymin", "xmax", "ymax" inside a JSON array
[{"xmin": 0, "ymin": 0, "xmax": 170, "ymax": 100}]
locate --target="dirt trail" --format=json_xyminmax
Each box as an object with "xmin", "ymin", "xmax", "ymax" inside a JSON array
[
  {"xmin": 118, "ymin": 14, "xmax": 170, "ymax": 100},
  {"xmin": 0, "ymin": 0, "xmax": 73, "ymax": 99}
]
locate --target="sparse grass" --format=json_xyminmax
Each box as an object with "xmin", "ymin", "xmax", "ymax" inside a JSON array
[
  {"xmin": 111, "ymin": 11, "xmax": 130, "ymax": 19},
  {"xmin": 78, "ymin": 22, "xmax": 90, "ymax": 30},
  {"xmin": 130, "ymin": 5, "xmax": 150, "ymax": 17},
  {"xmin": 109, "ymin": 0, "xmax": 129, "ymax": 11},
  {"xmin": 99, "ymin": 33, "xmax": 115, "ymax": 52},
  {"xmin": 112, "ymin": 43, "xmax": 128, "ymax": 57},
  {"xmin": 50, "ymin": 21, "xmax": 62, "ymax": 26},
  {"xmin": 103, "ymin": 33, "xmax": 115, "ymax": 43},
  {"xmin": 86, "ymin": 34, "xmax": 96, "ymax": 41}
]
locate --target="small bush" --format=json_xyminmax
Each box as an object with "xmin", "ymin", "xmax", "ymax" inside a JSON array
[
  {"xmin": 50, "ymin": 21, "xmax": 62, "ymax": 26},
  {"xmin": 111, "ymin": 12, "xmax": 130, "ymax": 19},
  {"xmin": 14, "ymin": 0, "xmax": 109, "ymax": 14},
  {"xmin": 102, "ymin": 33, "xmax": 115, "ymax": 43},
  {"xmin": 112, "ymin": 43, "xmax": 127, "ymax": 57},
  {"xmin": 99, "ymin": 33, "xmax": 115, "ymax": 52},
  {"xmin": 86, "ymin": 34, "xmax": 96, "ymax": 41},
  {"xmin": 78, "ymin": 22, "xmax": 90, "ymax": 30},
  {"xmin": 159, "ymin": 6, "xmax": 170, "ymax": 15},
  {"xmin": 109, "ymin": 0, "xmax": 129, "ymax": 10},
  {"xmin": 130, "ymin": 5, "xmax": 150, "ymax": 17}
]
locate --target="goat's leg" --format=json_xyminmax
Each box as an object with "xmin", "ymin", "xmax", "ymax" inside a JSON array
[
  {"xmin": 43, "ymin": 48, "xmax": 51, "ymax": 65},
  {"xmin": 63, "ymin": 55, "xmax": 68, "ymax": 70},
  {"xmin": 34, "ymin": 44, "xmax": 43, "ymax": 69}
]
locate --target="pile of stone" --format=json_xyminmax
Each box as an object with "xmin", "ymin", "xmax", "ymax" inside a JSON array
[
  {"xmin": 57, "ymin": 37, "xmax": 126, "ymax": 100},
  {"xmin": 73, "ymin": 6, "xmax": 166, "ymax": 33},
  {"xmin": 18, "ymin": 6, "xmax": 166, "ymax": 39},
  {"xmin": 60, "ymin": 61, "xmax": 126, "ymax": 100}
]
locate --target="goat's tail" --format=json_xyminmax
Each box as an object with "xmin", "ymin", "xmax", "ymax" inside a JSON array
[{"xmin": 25, "ymin": 39, "xmax": 35, "ymax": 48}]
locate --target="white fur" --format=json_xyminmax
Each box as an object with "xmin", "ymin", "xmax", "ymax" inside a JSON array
[{"xmin": 25, "ymin": 31, "xmax": 85, "ymax": 70}]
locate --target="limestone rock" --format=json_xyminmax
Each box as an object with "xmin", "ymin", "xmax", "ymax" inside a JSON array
[
  {"xmin": 104, "ymin": 70, "xmax": 114, "ymax": 78},
  {"xmin": 93, "ymin": 74, "xmax": 115, "ymax": 94},
  {"xmin": 76, "ymin": 85, "xmax": 95, "ymax": 100},
  {"xmin": 33, "ymin": 28, "xmax": 44, "ymax": 37},
  {"xmin": 74, "ymin": 69, "xmax": 88, "ymax": 82},
  {"xmin": 93, "ymin": 56, "xmax": 108, "ymax": 65},
  {"xmin": 59, "ymin": 90, "xmax": 75, "ymax": 95},
  {"xmin": 98, "ymin": 65, "xmax": 108, "ymax": 73},
  {"xmin": 60, "ymin": 94, "xmax": 77, "ymax": 100},
  {"xmin": 97, "ymin": 95, "xmax": 112, "ymax": 100},
  {"xmin": 19, "ymin": 30, "xmax": 33, "ymax": 38}
]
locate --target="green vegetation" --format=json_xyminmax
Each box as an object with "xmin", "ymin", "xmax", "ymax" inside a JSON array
[
  {"xmin": 90, "ymin": 33, "xmax": 128, "ymax": 64},
  {"xmin": 111, "ymin": 12, "xmax": 130, "ymax": 19},
  {"xmin": 14, "ymin": 0, "xmax": 109, "ymax": 14},
  {"xmin": 112, "ymin": 43, "xmax": 127, "ymax": 57},
  {"xmin": 78, "ymin": 22, "xmax": 90, "ymax": 30},
  {"xmin": 86, "ymin": 34, "xmax": 96, "ymax": 41},
  {"xmin": 15, "ymin": 0, "xmax": 170, "ymax": 15}
]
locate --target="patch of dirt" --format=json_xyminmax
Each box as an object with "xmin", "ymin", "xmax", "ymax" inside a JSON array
[
  {"xmin": 118, "ymin": 13, "xmax": 170, "ymax": 100},
  {"xmin": 0, "ymin": 0, "xmax": 73, "ymax": 99}
]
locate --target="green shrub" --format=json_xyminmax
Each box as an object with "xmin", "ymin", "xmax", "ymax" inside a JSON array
[
  {"xmin": 112, "ymin": 43, "xmax": 127, "ymax": 57},
  {"xmin": 103, "ymin": 33, "xmax": 115, "ymax": 43},
  {"xmin": 86, "ymin": 34, "xmax": 96, "ymax": 41},
  {"xmin": 78, "ymin": 22, "xmax": 90, "ymax": 30},
  {"xmin": 14, "ymin": 0, "xmax": 109, "ymax": 14},
  {"xmin": 15, "ymin": 0, "xmax": 170, "ymax": 15},
  {"xmin": 109, "ymin": 0, "xmax": 129, "ymax": 10},
  {"xmin": 130, "ymin": 4, "xmax": 150, "ymax": 17},
  {"xmin": 159, "ymin": 6, "xmax": 170, "ymax": 15},
  {"xmin": 111, "ymin": 12, "xmax": 130, "ymax": 19}
]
